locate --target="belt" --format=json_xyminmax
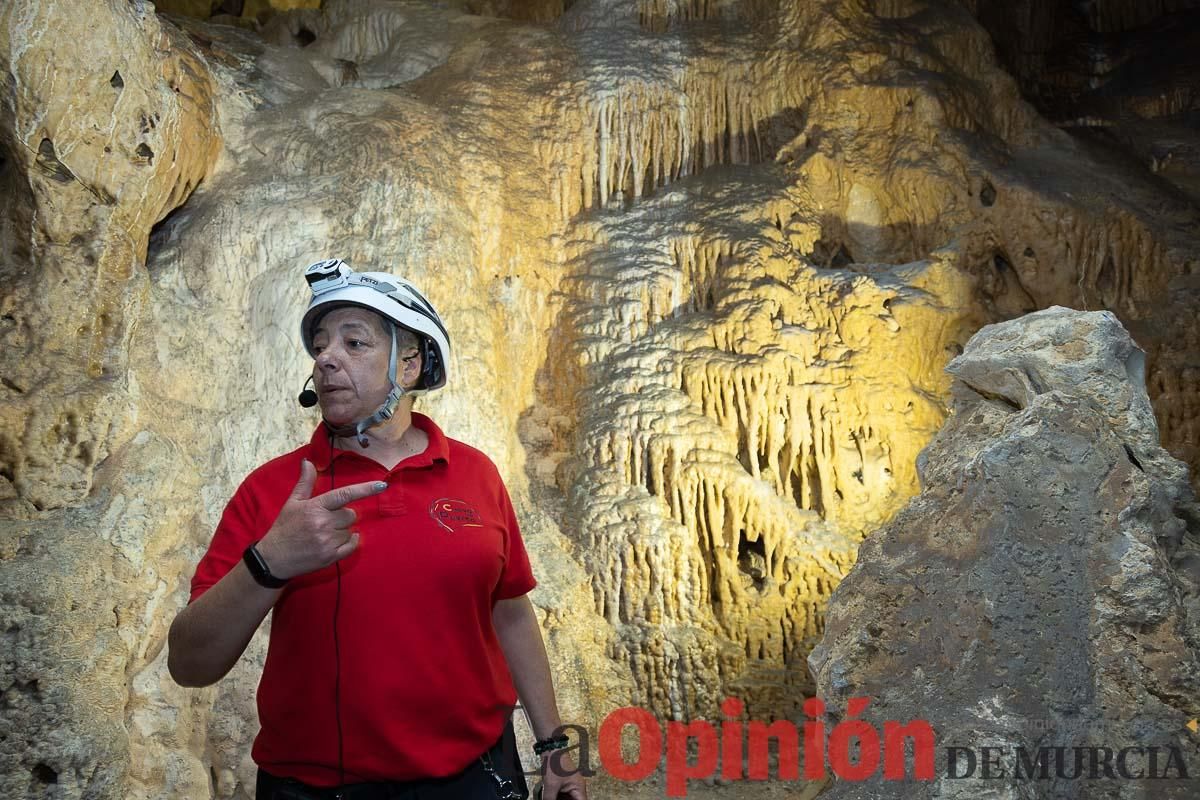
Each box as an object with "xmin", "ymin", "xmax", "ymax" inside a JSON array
[
  {"xmin": 257, "ymin": 772, "xmax": 411, "ymax": 800},
  {"xmin": 256, "ymin": 724, "xmax": 527, "ymax": 800}
]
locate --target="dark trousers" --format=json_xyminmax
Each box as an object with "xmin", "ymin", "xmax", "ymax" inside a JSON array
[{"xmin": 256, "ymin": 723, "xmax": 529, "ymax": 800}]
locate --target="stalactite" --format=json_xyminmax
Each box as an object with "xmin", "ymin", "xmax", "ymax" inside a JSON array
[
  {"xmin": 638, "ymin": 0, "xmax": 721, "ymax": 32},
  {"xmin": 547, "ymin": 56, "xmax": 809, "ymax": 218},
  {"xmin": 556, "ymin": 164, "xmax": 980, "ymax": 716}
]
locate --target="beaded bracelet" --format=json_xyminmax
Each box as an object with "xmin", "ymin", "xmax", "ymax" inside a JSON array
[{"xmin": 533, "ymin": 734, "xmax": 570, "ymax": 756}]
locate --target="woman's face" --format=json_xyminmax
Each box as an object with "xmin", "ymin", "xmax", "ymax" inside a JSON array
[{"xmin": 310, "ymin": 306, "xmax": 420, "ymax": 425}]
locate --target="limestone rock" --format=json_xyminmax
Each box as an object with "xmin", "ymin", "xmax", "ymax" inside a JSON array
[
  {"xmin": 0, "ymin": 1, "xmax": 219, "ymax": 796},
  {"xmin": 963, "ymin": 1, "xmax": 1200, "ymax": 206},
  {"xmin": 0, "ymin": 0, "xmax": 220, "ymax": 514},
  {"xmin": 810, "ymin": 307, "xmax": 1200, "ymax": 798}
]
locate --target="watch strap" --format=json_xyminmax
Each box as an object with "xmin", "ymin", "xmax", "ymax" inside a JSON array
[{"xmin": 243, "ymin": 542, "xmax": 288, "ymax": 588}]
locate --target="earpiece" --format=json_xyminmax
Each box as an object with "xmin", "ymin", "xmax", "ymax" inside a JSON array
[
  {"xmin": 298, "ymin": 376, "xmax": 319, "ymax": 408},
  {"xmin": 421, "ymin": 339, "xmax": 443, "ymax": 389}
]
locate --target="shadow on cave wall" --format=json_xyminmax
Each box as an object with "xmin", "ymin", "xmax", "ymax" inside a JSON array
[{"xmin": 967, "ymin": 0, "xmax": 1200, "ymax": 203}]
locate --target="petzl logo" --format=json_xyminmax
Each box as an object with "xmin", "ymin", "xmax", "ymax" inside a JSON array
[{"xmin": 429, "ymin": 498, "xmax": 482, "ymax": 533}]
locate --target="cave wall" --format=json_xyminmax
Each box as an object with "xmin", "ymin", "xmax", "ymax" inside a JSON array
[
  {"xmin": 811, "ymin": 307, "xmax": 1200, "ymax": 800},
  {"xmin": 0, "ymin": 0, "xmax": 1197, "ymax": 797},
  {"xmin": 961, "ymin": 0, "xmax": 1200, "ymax": 200},
  {"xmin": 957, "ymin": 0, "xmax": 1200, "ymax": 509}
]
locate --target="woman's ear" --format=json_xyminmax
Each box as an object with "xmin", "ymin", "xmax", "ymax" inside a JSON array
[{"xmin": 403, "ymin": 352, "xmax": 422, "ymax": 388}]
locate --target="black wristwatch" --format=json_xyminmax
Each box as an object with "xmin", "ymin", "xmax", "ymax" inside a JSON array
[{"xmin": 243, "ymin": 542, "xmax": 288, "ymax": 588}]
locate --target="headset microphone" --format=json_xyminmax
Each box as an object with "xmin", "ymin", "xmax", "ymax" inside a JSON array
[{"xmin": 298, "ymin": 376, "xmax": 319, "ymax": 408}]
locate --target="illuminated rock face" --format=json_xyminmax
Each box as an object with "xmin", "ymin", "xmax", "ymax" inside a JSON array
[
  {"xmin": 0, "ymin": 0, "xmax": 1197, "ymax": 797},
  {"xmin": 550, "ymin": 201, "xmax": 980, "ymax": 719},
  {"xmin": 810, "ymin": 307, "xmax": 1200, "ymax": 799},
  {"xmin": 0, "ymin": 2, "xmax": 221, "ymax": 798}
]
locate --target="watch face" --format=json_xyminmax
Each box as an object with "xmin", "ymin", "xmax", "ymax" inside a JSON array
[{"xmin": 244, "ymin": 543, "xmax": 286, "ymax": 587}]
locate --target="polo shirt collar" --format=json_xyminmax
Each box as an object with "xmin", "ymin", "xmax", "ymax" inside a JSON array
[
  {"xmin": 408, "ymin": 411, "xmax": 450, "ymax": 467},
  {"xmin": 309, "ymin": 411, "xmax": 450, "ymax": 471}
]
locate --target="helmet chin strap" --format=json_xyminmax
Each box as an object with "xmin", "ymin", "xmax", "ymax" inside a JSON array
[{"xmin": 323, "ymin": 324, "xmax": 426, "ymax": 447}]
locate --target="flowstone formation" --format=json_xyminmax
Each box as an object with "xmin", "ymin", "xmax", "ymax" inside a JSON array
[
  {"xmin": 810, "ymin": 307, "xmax": 1200, "ymax": 799},
  {"xmin": 545, "ymin": 193, "xmax": 981, "ymax": 720},
  {"xmin": 1, "ymin": 0, "xmax": 1198, "ymax": 797}
]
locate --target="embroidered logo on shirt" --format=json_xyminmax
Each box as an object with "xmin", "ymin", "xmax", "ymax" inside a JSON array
[{"xmin": 429, "ymin": 498, "xmax": 483, "ymax": 533}]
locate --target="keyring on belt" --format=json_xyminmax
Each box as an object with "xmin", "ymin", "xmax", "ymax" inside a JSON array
[{"xmin": 479, "ymin": 750, "xmax": 523, "ymax": 800}]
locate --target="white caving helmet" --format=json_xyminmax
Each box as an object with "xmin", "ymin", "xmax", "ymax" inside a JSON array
[{"xmin": 301, "ymin": 258, "xmax": 450, "ymax": 445}]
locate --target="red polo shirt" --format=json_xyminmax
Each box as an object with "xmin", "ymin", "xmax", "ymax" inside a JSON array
[{"xmin": 188, "ymin": 413, "xmax": 537, "ymax": 786}]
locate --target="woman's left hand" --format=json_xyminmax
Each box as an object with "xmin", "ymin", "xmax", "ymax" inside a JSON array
[{"xmin": 538, "ymin": 751, "xmax": 587, "ymax": 799}]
